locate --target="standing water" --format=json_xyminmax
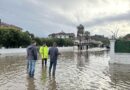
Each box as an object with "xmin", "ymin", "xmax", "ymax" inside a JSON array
[{"xmin": 0, "ymin": 50, "xmax": 130, "ymax": 90}]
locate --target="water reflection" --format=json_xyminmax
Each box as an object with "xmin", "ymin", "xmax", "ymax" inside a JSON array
[
  {"xmin": 77, "ymin": 52, "xmax": 85, "ymax": 68},
  {"xmin": 41, "ymin": 67, "xmax": 47, "ymax": 85},
  {"xmin": 0, "ymin": 55, "xmax": 26, "ymax": 75},
  {"xmin": 27, "ymin": 77, "xmax": 35, "ymax": 90},
  {"xmin": 84, "ymin": 51, "xmax": 89, "ymax": 63},
  {"xmin": 109, "ymin": 63, "xmax": 130, "ymax": 89},
  {"xmin": 76, "ymin": 52, "xmax": 89, "ymax": 70},
  {"xmin": 48, "ymin": 77, "xmax": 57, "ymax": 90},
  {"xmin": 1, "ymin": 50, "xmax": 130, "ymax": 89},
  {"xmin": 0, "ymin": 55, "xmax": 27, "ymax": 89}
]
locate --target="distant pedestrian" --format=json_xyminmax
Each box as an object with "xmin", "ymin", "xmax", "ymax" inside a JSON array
[
  {"xmin": 49, "ymin": 42, "xmax": 60, "ymax": 77},
  {"xmin": 27, "ymin": 41, "xmax": 38, "ymax": 77},
  {"xmin": 39, "ymin": 43, "xmax": 49, "ymax": 67}
]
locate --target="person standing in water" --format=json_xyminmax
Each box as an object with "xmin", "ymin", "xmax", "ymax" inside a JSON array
[
  {"xmin": 39, "ymin": 43, "xmax": 49, "ymax": 67},
  {"xmin": 49, "ymin": 42, "xmax": 60, "ymax": 77},
  {"xmin": 27, "ymin": 41, "xmax": 38, "ymax": 77}
]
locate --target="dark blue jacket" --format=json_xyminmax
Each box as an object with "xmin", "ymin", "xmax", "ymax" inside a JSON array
[
  {"xmin": 27, "ymin": 45, "xmax": 38, "ymax": 60},
  {"xmin": 49, "ymin": 47, "xmax": 59, "ymax": 62}
]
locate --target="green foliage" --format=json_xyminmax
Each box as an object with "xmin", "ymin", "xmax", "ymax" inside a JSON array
[
  {"xmin": 34, "ymin": 37, "xmax": 42, "ymax": 46},
  {"xmin": 124, "ymin": 34, "xmax": 130, "ymax": 39},
  {"xmin": 0, "ymin": 27, "xmax": 74, "ymax": 48},
  {"xmin": 115, "ymin": 40, "xmax": 130, "ymax": 53},
  {"xmin": 0, "ymin": 27, "xmax": 31, "ymax": 48},
  {"xmin": 40, "ymin": 38, "xmax": 74, "ymax": 47},
  {"xmin": 19, "ymin": 32, "xmax": 32, "ymax": 47}
]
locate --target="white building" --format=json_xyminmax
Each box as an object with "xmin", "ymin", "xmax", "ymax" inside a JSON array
[{"xmin": 48, "ymin": 31, "xmax": 75, "ymax": 39}]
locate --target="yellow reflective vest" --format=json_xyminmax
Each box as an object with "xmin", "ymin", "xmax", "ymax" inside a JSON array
[{"xmin": 39, "ymin": 46, "xmax": 49, "ymax": 59}]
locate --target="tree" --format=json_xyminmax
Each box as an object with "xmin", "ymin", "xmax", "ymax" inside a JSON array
[
  {"xmin": 19, "ymin": 32, "xmax": 31, "ymax": 47},
  {"xmin": 77, "ymin": 24, "xmax": 84, "ymax": 38},
  {"xmin": 34, "ymin": 37, "xmax": 42, "ymax": 46},
  {"xmin": 0, "ymin": 27, "xmax": 31, "ymax": 48}
]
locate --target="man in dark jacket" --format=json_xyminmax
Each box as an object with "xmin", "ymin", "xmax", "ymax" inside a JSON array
[
  {"xmin": 49, "ymin": 42, "xmax": 60, "ymax": 77},
  {"xmin": 27, "ymin": 41, "xmax": 37, "ymax": 77}
]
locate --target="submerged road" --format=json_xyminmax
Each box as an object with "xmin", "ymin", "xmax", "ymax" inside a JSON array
[{"xmin": 0, "ymin": 50, "xmax": 130, "ymax": 90}]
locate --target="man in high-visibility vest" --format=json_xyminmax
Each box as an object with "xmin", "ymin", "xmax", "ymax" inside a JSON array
[{"xmin": 39, "ymin": 43, "xmax": 49, "ymax": 67}]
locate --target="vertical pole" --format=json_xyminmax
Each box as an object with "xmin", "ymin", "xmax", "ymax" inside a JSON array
[{"xmin": 110, "ymin": 39, "xmax": 115, "ymax": 55}]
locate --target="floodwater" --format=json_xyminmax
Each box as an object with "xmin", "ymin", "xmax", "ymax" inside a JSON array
[{"xmin": 0, "ymin": 50, "xmax": 130, "ymax": 90}]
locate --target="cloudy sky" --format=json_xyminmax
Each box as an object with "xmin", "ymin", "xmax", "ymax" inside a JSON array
[{"xmin": 0, "ymin": 0, "xmax": 130, "ymax": 37}]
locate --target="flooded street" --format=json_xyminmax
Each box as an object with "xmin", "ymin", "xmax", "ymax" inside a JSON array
[{"xmin": 0, "ymin": 51, "xmax": 130, "ymax": 90}]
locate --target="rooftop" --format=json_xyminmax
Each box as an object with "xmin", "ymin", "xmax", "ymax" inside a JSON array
[{"xmin": 0, "ymin": 20, "xmax": 22, "ymax": 30}]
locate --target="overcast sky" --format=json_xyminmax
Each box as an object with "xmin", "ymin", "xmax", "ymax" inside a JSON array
[{"xmin": 0, "ymin": 0, "xmax": 130, "ymax": 37}]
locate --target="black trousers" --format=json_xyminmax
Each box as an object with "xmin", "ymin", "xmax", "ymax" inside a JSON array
[
  {"xmin": 49, "ymin": 60, "xmax": 57, "ymax": 76},
  {"xmin": 42, "ymin": 58, "xmax": 47, "ymax": 67}
]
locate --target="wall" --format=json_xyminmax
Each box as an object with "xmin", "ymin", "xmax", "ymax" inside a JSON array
[{"xmin": 109, "ymin": 39, "xmax": 130, "ymax": 64}]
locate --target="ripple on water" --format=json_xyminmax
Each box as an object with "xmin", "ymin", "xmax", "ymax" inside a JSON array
[{"xmin": 0, "ymin": 51, "xmax": 130, "ymax": 90}]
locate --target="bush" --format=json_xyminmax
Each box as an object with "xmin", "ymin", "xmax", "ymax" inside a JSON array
[
  {"xmin": 40, "ymin": 38, "xmax": 74, "ymax": 47},
  {"xmin": 115, "ymin": 40, "xmax": 130, "ymax": 53},
  {"xmin": 0, "ymin": 27, "xmax": 31, "ymax": 48}
]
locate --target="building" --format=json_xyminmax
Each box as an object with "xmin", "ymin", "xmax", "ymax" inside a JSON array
[
  {"xmin": 48, "ymin": 31, "xmax": 75, "ymax": 39},
  {"xmin": 0, "ymin": 19, "xmax": 22, "ymax": 30},
  {"xmin": 74, "ymin": 24, "xmax": 106, "ymax": 50}
]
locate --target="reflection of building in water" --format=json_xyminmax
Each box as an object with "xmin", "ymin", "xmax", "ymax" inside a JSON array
[
  {"xmin": 27, "ymin": 78, "xmax": 36, "ymax": 90},
  {"xmin": 75, "ymin": 52, "xmax": 90, "ymax": 70},
  {"xmin": 74, "ymin": 24, "xmax": 103, "ymax": 51},
  {"xmin": 74, "ymin": 52, "xmax": 90, "ymax": 69},
  {"xmin": 109, "ymin": 63, "xmax": 130, "ymax": 89},
  {"xmin": 84, "ymin": 52, "xmax": 89, "ymax": 63},
  {"xmin": 77, "ymin": 52, "xmax": 85, "ymax": 69}
]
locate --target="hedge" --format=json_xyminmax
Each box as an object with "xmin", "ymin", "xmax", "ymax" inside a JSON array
[{"xmin": 115, "ymin": 40, "xmax": 130, "ymax": 53}]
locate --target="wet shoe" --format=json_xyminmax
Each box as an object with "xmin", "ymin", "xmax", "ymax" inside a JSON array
[
  {"xmin": 29, "ymin": 73, "xmax": 34, "ymax": 78},
  {"xmin": 31, "ymin": 74, "xmax": 34, "ymax": 78},
  {"xmin": 29, "ymin": 73, "xmax": 31, "ymax": 77}
]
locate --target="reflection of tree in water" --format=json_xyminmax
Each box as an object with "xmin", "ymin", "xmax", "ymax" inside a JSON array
[
  {"xmin": 76, "ymin": 52, "xmax": 85, "ymax": 70},
  {"xmin": 75, "ymin": 51, "xmax": 90, "ymax": 71},
  {"xmin": 27, "ymin": 77, "xmax": 35, "ymax": 90}
]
